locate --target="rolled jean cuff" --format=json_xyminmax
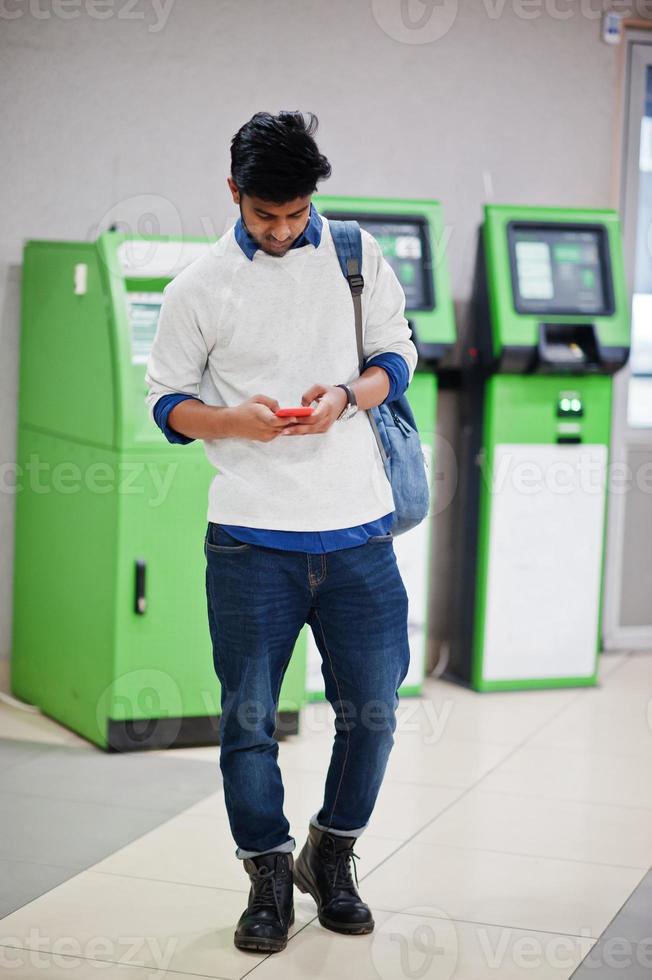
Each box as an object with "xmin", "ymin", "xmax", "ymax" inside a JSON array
[
  {"xmin": 310, "ymin": 812, "xmax": 367, "ymax": 839},
  {"xmin": 236, "ymin": 837, "xmax": 296, "ymax": 861}
]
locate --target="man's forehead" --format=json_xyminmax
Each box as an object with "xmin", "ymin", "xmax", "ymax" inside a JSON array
[{"xmin": 245, "ymin": 194, "xmax": 312, "ymax": 215}]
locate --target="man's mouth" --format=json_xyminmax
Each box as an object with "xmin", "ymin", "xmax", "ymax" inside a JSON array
[{"xmin": 266, "ymin": 239, "xmax": 291, "ymax": 253}]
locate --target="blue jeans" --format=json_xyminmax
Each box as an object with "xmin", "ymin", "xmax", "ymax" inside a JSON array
[{"xmin": 204, "ymin": 522, "xmax": 410, "ymax": 859}]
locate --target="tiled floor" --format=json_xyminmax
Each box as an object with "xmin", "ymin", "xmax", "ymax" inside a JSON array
[{"xmin": 1, "ymin": 650, "xmax": 651, "ymax": 979}]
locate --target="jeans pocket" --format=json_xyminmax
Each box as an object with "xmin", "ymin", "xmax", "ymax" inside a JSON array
[{"xmin": 205, "ymin": 522, "xmax": 251, "ymax": 554}]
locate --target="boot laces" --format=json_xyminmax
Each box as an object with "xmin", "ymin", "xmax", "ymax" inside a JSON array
[
  {"xmin": 327, "ymin": 844, "xmax": 361, "ymax": 892},
  {"xmin": 249, "ymin": 864, "xmax": 284, "ymax": 922}
]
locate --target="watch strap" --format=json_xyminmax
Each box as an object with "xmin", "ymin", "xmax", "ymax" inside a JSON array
[{"xmin": 336, "ymin": 383, "xmax": 357, "ymax": 408}]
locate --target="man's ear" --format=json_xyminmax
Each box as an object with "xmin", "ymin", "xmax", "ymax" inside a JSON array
[{"xmin": 227, "ymin": 177, "xmax": 240, "ymax": 204}]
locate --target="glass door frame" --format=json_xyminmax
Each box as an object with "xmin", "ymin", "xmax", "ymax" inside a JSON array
[{"xmin": 604, "ymin": 34, "xmax": 652, "ymax": 649}]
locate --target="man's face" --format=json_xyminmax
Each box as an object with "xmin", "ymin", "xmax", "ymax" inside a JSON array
[{"xmin": 228, "ymin": 178, "xmax": 312, "ymax": 257}]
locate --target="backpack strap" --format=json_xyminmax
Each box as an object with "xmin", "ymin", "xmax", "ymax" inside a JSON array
[
  {"xmin": 329, "ymin": 219, "xmax": 388, "ymax": 466},
  {"xmin": 329, "ymin": 220, "xmax": 365, "ymax": 373}
]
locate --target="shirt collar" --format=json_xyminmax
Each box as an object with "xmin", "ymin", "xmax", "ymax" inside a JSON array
[{"xmin": 234, "ymin": 203, "xmax": 323, "ymax": 261}]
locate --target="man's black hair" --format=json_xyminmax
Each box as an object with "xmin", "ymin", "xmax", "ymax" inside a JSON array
[{"xmin": 230, "ymin": 111, "xmax": 332, "ymax": 204}]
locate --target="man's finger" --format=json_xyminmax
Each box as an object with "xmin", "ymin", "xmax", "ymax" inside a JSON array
[
  {"xmin": 282, "ymin": 422, "xmax": 328, "ymax": 435},
  {"xmin": 252, "ymin": 394, "xmax": 280, "ymax": 411},
  {"xmin": 301, "ymin": 384, "xmax": 327, "ymax": 405}
]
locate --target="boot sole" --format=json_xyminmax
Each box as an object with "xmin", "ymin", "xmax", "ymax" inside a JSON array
[
  {"xmin": 234, "ymin": 935, "xmax": 288, "ymax": 953},
  {"xmin": 234, "ymin": 910, "xmax": 294, "ymax": 953},
  {"xmin": 293, "ymin": 864, "xmax": 375, "ymax": 935}
]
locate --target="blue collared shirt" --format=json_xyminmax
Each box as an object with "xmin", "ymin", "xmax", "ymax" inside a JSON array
[
  {"xmin": 234, "ymin": 203, "xmax": 323, "ymax": 259},
  {"xmin": 153, "ymin": 209, "xmax": 412, "ymax": 552}
]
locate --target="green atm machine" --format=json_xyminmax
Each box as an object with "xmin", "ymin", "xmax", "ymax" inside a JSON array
[
  {"xmin": 12, "ymin": 233, "xmax": 306, "ymax": 749},
  {"xmin": 308, "ymin": 195, "xmax": 457, "ymax": 698},
  {"xmin": 450, "ymin": 205, "xmax": 630, "ymax": 691}
]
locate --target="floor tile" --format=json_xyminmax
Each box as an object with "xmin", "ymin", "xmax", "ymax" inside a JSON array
[
  {"xmin": 0, "ymin": 950, "xmax": 219, "ymax": 980},
  {"xmin": 596, "ymin": 652, "xmax": 652, "ymax": 692},
  {"xmin": 479, "ymin": 743, "xmax": 652, "ymax": 809},
  {"xmin": 0, "ymin": 859, "xmax": 73, "ymax": 919},
  {"xmin": 413, "ymin": 788, "xmax": 652, "ymax": 869},
  {"xmin": 0, "ymin": 744, "xmax": 219, "ymax": 813},
  {"xmin": 413, "ymin": 686, "xmax": 579, "ymax": 747},
  {"xmin": 0, "ymin": 742, "xmax": 221, "ymax": 918},
  {"xmin": 281, "ymin": 768, "xmax": 464, "ymax": 840},
  {"xmin": 0, "ymin": 870, "xmax": 315, "ymax": 979},
  {"xmin": 0, "ymin": 702, "xmax": 86, "ymax": 746},
  {"xmin": 248, "ymin": 909, "xmax": 594, "ymax": 980},
  {"xmin": 0, "ymin": 791, "xmax": 181, "ymax": 871},
  {"xmin": 300, "ymin": 683, "xmax": 577, "ymax": 750},
  {"xmin": 573, "ymin": 941, "xmax": 652, "ymax": 979},
  {"xmin": 92, "ymin": 811, "xmax": 245, "ymax": 893},
  {"xmin": 0, "ymin": 737, "xmax": 56, "ymax": 774},
  {"xmin": 359, "ymin": 839, "xmax": 643, "ymax": 938},
  {"xmin": 597, "ymin": 867, "xmax": 652, "ymax": 946},
  {"xmin": 182, "ymin": 774, "xmax": 462, "ymax": 855},
  {"xmin": 280, "ymin": 728, "xmax": 514, "ymax": 790},
  {"xmin": 529, "ymin": 693, "xmax": 652, "ymax": 758},
  {"xmin": 150, "ymin": 744, "xmax": 222, "ymax": 763},
  {"xmin": 597, "ymin": 652, "xmax": 631, "ymax": 679},
  {"xmin": 182, "ymin": 791, "xmax": 226, "ymax": 819},
  {"xmin": 382, "ymin": 735, "xmax": 514, "ymax": 788},
  {"xmin": 92, "ymin": 810, "xmax": 403, "ymax": 893}
]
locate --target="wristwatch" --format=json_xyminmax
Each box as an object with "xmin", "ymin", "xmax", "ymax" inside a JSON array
[{"xmin": 336, "ymin": 384, "xmax": 358, "ymax": 421}]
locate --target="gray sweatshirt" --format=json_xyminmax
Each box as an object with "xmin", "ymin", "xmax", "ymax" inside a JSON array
[{"xmin": 145, "ymin": 217, "xmax": 418, "ymax": 531}]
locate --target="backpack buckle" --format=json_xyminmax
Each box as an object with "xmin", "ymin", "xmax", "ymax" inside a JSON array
[{"xmin": 347, "ymin": 273, "xmax": 364, "ymax": 296}]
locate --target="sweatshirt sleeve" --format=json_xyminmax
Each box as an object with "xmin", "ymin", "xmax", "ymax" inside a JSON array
[
  {"xmin": 144, "ymin": 278, "xmax": 210, "ymax": 423},
  {"xmin": 361, "ymin": 231, "xmax": 418, "ymax": 383},
  {"xmin": 152, "ymin": 392, "xmax": 198, "ymax": 445},
  {"xmin": 365, "ymin": 351, "xmax": 410, "ymax": 402}
]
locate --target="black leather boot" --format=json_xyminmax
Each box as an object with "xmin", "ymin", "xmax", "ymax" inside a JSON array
[
  {"xmin": 234, "ymin": 851, "xmax": 295, "ymax": 953},
  {"xmin": 293, "ymin": 824, "xmax": 374, "ymax": 934}
]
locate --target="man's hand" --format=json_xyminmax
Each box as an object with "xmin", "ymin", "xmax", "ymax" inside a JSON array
[
  {"xmin": 227, "ymin": 395, "xmax": 297, "ymax": 442},
  {"xmin": 281, "ymin": 383, "xmax": 348, "ymax": 436}
]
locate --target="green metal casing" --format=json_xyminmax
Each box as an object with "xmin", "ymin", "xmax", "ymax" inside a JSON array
[
  {"xmin": 12, "ymin": 233, "xmax": 307, "ymax": 749},
  {"xmin": 452, "ymin": 205, "xmax": 629, "ymax": 692},
  {"xmin": 309, "ymin": 196, "xmax": 456, "ymax": 698}
]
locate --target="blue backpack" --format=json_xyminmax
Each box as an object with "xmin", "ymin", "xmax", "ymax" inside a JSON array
[{"xmin": 329, "ymin": 220, "xmax": 430, "ymax": 536}]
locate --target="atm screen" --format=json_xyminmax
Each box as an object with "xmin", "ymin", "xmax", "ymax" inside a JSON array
[
  {"xmin": 508, "ymin": 225, "xmax": 613, "ymax": 316},
  {"xmin": 358, "ymin": 219, "xmax": 432, "ymax": 310},
  {"xmin": 127, "ymin": 292, "xmax": 163, "ymax": 364},
  {"xmin": 325, "ymin": 214, "xmax": 434, "ymax": 311}
]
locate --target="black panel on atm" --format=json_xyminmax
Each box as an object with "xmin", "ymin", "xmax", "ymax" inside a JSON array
[{"xmin": 323, "ymin": 212, "xmax": 435, "ymax": 312}]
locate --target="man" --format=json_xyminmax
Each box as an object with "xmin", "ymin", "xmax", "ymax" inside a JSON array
[{"xmin": 146, "ymin": 110, "xmax": 416, "ymax": 954}]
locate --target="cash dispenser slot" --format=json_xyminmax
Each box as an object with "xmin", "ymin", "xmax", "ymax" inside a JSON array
[
  {"xmin": 533, "ymin": 322, "xmax": 629, "ymax": 375},
  {"xmin": 537, "ymin": 322, "xmax": 600, "ymax": 372}
]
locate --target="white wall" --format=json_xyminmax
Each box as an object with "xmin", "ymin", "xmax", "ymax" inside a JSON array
[{"xmin": 0, "ymin": 0, "xmax": 630, "ymax": 664}]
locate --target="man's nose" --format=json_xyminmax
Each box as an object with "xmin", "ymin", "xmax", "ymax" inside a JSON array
[{"xmin": 270, "ymin": 224, "xmax": 291, "ymax": 242}]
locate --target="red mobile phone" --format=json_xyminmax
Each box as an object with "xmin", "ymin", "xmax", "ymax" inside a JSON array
[{"xmin": 275, "ymin": 407, "xmax": 314, "ymax": 418}]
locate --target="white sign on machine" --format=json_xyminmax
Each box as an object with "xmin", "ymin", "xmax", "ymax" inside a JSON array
[{"xmin": 482, "ymin": 443, "xmax": 608, "ymax": 682}]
